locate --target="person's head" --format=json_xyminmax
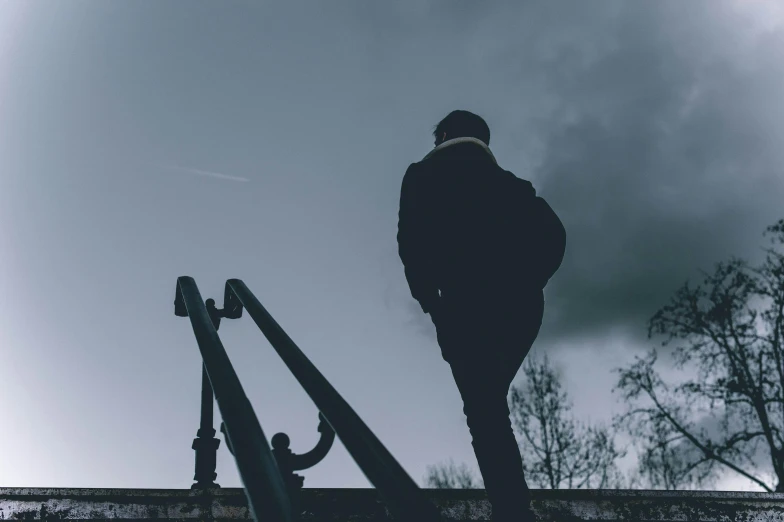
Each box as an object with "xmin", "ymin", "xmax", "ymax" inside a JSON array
[{"xmin": 432, "ymin": 110, "xmax": 491, "ymax": 147}]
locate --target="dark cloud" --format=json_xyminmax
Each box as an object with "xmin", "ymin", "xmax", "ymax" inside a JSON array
[
  {"xmin": 398, "ymin": 0, "xmax": 784, "ymax": 348},
  {"xmin": 537, "ymin": 1, "xmax": 784, "ymax": 344}
]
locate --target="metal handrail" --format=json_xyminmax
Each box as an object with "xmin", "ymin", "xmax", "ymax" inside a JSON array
[
  {"xmin": 224, "ymin": 278, "xmax": 443, "ymax": 522},
  {"xmin": 174, "ymin": 276, "xmax": 293, "ymax": 522}
]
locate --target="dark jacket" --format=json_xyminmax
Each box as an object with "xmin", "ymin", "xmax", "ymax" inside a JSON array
[{"xmin": 397, "ymin": 138, "xmax": 546, "ymax": 314}]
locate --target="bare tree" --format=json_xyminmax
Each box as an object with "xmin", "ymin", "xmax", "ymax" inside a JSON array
[
  {"xmin": 620, "ymin": 398, "xmax": 718, "ymax": 490},
  {"xmin": 512, "ymin": 353, "xmax": 627, "ymax": 489},
  {"xmin": 424, "ymin": 459, "xmax": 483, "ymax": 489},
  {"xmin": 613, "ymin": 219, "xmax": 784, "ymax": 491},
  {"xmin": 424, "ymin": 354, "xmax": 627, "ymax": 489}
]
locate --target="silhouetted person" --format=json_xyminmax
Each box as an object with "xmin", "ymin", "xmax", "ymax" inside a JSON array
[{"xmin": 397, "ymin": 110, "xmax": 566, "ymax": 522}]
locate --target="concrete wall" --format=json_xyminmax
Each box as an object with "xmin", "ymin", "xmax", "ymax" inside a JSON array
[{"xmin": 2, "ymin": 487, "xmax": 784, "ymax": 521}]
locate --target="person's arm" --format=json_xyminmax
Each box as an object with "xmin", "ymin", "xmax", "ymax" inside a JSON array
[{"xmin": 397, "ymin": 163, "xmax": 440, "ymax": 314}]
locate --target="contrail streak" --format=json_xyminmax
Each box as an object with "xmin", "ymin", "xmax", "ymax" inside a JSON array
[{"xmin": 166, "ymin": 165, "xmax": 251, "ymax": 183}]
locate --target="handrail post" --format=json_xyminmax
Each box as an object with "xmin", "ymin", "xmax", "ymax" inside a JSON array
[
  {"xmin": 175, "ymin": 277, "xmax": 293, "ymax": 522},
  {"xmin": 191, "ymin": 299, "xmax": 223, "ymax": 489}
]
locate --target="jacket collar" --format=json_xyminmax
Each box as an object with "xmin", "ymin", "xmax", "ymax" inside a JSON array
[{"xmin": 421, "ymin": 136, "xmax": 498, "ymax": 164}]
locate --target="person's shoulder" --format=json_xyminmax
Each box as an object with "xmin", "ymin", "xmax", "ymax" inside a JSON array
[
  {"xmin": 400, "ymin": 161, "xmax": 428, "ymax": 193},
  {"xmin": 405, "ymin": 160, "xmax": 423, "ymax": 172},
  {"xmin": 402, "ymin": 161, "xmax": 423, "ymax": 182}
]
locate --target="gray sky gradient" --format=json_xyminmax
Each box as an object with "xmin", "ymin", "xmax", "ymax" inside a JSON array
[{"xmin": 1, "ymin": 0, "xmax": 783, "ymax": 491}]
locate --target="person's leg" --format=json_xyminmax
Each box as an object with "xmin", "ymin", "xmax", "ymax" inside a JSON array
[
  {"xmin": 435, "ymin": 295, "xmax": 544, "ymax": 521},
  {"xmin": 450, "ymin": 357, "xmax": 534, "ymax": 521}
]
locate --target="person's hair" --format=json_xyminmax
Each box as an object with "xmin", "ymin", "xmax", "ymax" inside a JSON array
[{"xmin": 432, "ymin": 110, "xmax": 491, "ymax": 146}]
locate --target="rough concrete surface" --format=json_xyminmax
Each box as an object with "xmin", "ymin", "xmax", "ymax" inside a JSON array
[{"xmin": 1, "ymin": 487, "xmax": 784, "ymax": 521}]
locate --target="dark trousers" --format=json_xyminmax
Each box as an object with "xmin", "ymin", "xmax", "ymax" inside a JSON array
[{"xmin": 432, "ymin": 290, "xmax": 544, "ymax": 521}]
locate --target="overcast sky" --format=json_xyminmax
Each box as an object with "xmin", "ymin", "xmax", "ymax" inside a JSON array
[{"xmin": 1, "ymin": 0, "xmax": 783, "ymax": 491}]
